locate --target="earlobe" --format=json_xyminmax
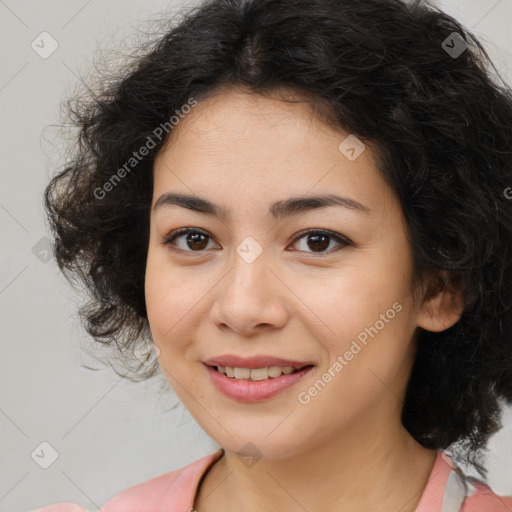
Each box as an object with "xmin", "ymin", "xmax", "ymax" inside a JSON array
[{"xmin": 417, "ymin": 273, "xmax": 465, "ymax": 333}]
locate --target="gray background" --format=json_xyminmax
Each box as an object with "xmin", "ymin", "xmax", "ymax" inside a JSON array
[{"xmin": 1, "ymin": 1, "xmax": 511, "ymax": 511}]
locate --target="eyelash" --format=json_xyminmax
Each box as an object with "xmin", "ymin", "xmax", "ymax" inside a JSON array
[{"xmin": 160, "ymin": 227, "xmax": 352, "ymax": 257}]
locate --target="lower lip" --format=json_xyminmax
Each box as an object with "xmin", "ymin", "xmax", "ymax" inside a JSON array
[{"xmin": 204, "ymin": 364, "xmax": 314, "ymax": 402}]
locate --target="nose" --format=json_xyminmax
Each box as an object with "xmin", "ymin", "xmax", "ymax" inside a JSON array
[{"xmin": 209, "ymin": 249, "xmax": 290, "ymax": 337}]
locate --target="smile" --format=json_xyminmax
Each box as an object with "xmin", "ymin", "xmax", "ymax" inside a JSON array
[{"xmin": 204, "ymin": 363, "xmax": 314, "ymax": 402}]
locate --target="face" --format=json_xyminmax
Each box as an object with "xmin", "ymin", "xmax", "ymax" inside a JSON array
[{"xmin": 145, "ymin": 87, "xmax": 451, "ymax": 460}]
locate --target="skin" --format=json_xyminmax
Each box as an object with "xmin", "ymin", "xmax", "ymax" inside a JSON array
[{"xmin": 145, "ymin": 86, "xmax": 464, "ymax": 512}]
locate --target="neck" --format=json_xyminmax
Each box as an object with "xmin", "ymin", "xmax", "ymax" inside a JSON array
[{"xmin": 194, "ymin": 418, "xmax": 437, "ymax": 512}]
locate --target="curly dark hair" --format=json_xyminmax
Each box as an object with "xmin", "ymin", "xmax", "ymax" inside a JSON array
[{"xmin": 44, "ymin": 0, "xmax": 512, "ymax": 476}]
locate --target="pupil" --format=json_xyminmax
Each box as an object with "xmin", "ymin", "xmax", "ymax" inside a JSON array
[
  {"xmin": 308, "ymin": 234, "xmax": 329, "ymax": 252},
  {"xmin": 188, "ymin": 232, "xmax": 208, "ymax": 250}
]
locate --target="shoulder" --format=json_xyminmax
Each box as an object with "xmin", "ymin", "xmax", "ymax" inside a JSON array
[
  {"xmin": 416, "ymin": 450, "xmax": 512, "ymax": 512},
  {"xmin": 28, "ymin": 504, "xmax": 89, "ymax": 512},
  {"xmin": 31, "ymin": 448, "xmax": 224, "ymax": 512},
  {"xmin": 101, "ymin": 448, "xmax": 223, "ymax": 512},
  {"xmin": 440, "ymin": 452, "xmax": 512, "ymax": 512},
  {"xmin": 462, "ymin": 478, "xmax": 512, "ymax": 512}
]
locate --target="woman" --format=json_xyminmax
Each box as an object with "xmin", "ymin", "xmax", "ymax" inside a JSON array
[{"xmin": 35, "ymin": 0, "xmax": 512, "ymax": 510}]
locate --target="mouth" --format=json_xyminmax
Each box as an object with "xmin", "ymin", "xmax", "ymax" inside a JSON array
[
  {"xmin": 203, "ymin": 354, "xmax": 314, "ymax": 372},
  {"xmin": 206, "ymin": 363, "xmax": 314, "ymax": 381},
  {"xmin": 202, "ymin": 356, "xmax": 315, "ymax": 402}
]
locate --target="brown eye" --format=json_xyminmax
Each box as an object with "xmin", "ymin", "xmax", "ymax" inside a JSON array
[
  {"xmin": 162, "ymin": 228, "xmax": 218, "ymax": 253},
  {"xmin": 161, "ymin": 227, "xmax": 351, "ymax": 257},
  {"xmin": 289, "ymin": 229, "xmax": 351, "ymax": 255}
]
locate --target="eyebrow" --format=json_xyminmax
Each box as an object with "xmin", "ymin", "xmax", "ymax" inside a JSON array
[{"xmin": 153, "ymin": 192, "xmax": 370, "ymax": 220}]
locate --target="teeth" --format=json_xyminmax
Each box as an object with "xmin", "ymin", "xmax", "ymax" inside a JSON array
[
  {"xmin": 268, "ymin": 366, "xmax": 283, "ymax": 377},
  {"xmin": 215, "ymin": 365, "xmax": 300, "ymax": 380},
  {"xmin": 250, "ymin": 367, "xmax": 269, "ymax": 381},
  {"xmin": 234, "ymin": 367, "xmax": 251, "ymax": 379}
]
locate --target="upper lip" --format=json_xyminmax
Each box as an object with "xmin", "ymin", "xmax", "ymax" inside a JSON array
[{"xmin": 203, "ymin": 354, "xmax": 314, "ymax": 369}]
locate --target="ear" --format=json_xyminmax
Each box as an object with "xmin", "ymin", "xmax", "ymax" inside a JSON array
[{"xmin": 416, "ymin": 272, "xmax": 465, "ymax": 332}]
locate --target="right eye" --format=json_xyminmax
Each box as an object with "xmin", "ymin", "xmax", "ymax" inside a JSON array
[{"xmin": 161, "ymin": 228, "xmax": 220, "ymax": 253}]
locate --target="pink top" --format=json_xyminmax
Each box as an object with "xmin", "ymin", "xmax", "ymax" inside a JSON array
[{"xmin": 31, "ymin": 449, "xmax": 512, "ymax": 512}]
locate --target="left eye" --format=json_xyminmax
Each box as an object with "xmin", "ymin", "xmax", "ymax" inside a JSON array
[
  {"xmin": 289, "ymin": 229, "xmax": 351, "ymax": 255},
  {"xmin": 161, "ymin": 228, "xmax": 351, "ymax": 256}
]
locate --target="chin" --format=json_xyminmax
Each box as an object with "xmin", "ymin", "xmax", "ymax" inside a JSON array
[{"xmin": 208, "ymin": 427, "xmax": 312, "ymax": 462}]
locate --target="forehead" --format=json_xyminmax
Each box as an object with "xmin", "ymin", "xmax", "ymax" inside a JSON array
[{"xmin": 152, "ymin": 88, "xmax": 394, "ymax": 219}]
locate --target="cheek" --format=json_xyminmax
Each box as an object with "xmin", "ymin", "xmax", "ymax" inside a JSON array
[
  {"xmin": 145, "ymin": 247, "xmax": 200, "ymax": 319},
  {"xmin": 296, "ymin": 255, "xmax": 411, "ymax": 335},
  {"xmin": 144, "ymin": 249, "xmax": 215, "ymax": 361},
  {"xmin": 295, "ymin": 275, "xmax": 414, "ymax": 421},
  {"xmin": 293, "ymin": 247, "xmax": 416, "ymax": 378},
  {"xmin": 144, "ymin": 251, "xmax": 189, "ymax": 348},
  {"xmin": 325, "ymin": 266, "xmax": 415, "ymax": 397}
]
